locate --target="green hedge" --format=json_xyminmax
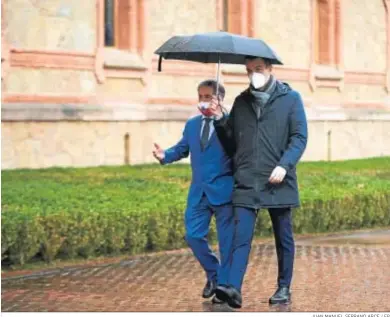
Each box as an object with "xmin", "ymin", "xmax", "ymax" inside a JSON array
[{"xmin": 2, "ymin": 157, "xmax": 390, "ymax": 265}]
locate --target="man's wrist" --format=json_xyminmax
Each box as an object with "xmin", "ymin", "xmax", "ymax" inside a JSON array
[
  {"xmin": 277, "ymin": 164, "xmax": 288, "ymax": 172},
  {"xmin": 214, "ymin": 113, "xmax": 224, "ymax": 121}
]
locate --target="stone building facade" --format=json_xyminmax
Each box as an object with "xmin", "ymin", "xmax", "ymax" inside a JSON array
[{"xmin": 1, "ymin": 0, "xmax": 390, "ymax": 169}]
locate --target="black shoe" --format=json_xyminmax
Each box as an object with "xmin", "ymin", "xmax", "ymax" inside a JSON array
[
  {"xmin": 211, "ymin": 296, "xmax": 225, "ymax": 304},
  {"xmin": 269, "ymin": 286, "xmax": 291, "ymax": 305},
  {"xmin": 215, "ymin": 285, "xmax": 242, "ymax": 308},
  {"xmin": 202, "ymin": 280, "xmax": 217, "ymax": 298}
]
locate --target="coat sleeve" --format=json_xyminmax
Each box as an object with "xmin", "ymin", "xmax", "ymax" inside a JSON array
[
  {"xmin": 213, "ymin": 102, "xmax": 237, "ymax": 157},
  {"xmin": 161, "ymin": 123, "xmax": 190, "ymax": 165},
  {"xmin": 278, "ymin": 92, "xmax": 308, "ymax": 171}
]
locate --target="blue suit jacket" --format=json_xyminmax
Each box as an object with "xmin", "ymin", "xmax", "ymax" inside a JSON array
[{"xmin": 161, "ymin": 115, "xmax": 234, "ymax": 208}]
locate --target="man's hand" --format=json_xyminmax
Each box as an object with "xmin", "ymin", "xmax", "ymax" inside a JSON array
[
  {"xmin": 269, "ymin": 166, "xmax": 287, "ymax": 184},
  {"xmin": 153, "ymin": 143, "xmax": 165, "ymax": 162},
  {"xmin": 207, "ymin": 96, "xmax": 224, "ymax": 119}
]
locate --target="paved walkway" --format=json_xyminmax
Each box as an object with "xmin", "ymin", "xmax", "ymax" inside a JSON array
[{"xmin": 2, "ymin": 230, "xmax": 390, "ymax": 312}]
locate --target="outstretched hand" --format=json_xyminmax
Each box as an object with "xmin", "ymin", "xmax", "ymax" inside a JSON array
[{"xmin": 153, "ymin": 143, "xmax": 165, "ymax": 162}]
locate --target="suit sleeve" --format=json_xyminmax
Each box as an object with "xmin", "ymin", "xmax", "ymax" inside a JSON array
[
  {"xmin": 161, "ymin": 123, "xmax": 190, "ymax": 165},
  {"xmin": 278, "ymin": 92, "xmax": 308, "ymax": 171},
  {"xmin": 213, "ymin": 102, "xmax": 237, "ymax": 157}
]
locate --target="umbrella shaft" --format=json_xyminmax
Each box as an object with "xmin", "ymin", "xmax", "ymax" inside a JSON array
[{"xmin": 216, "ymin": 54, "xmax": 221, "ymax": 96}]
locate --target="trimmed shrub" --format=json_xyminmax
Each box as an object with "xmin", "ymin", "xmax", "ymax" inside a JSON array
[{"xmin": 2, "ymin": 158, "xmax": 390, "ymax": 266}]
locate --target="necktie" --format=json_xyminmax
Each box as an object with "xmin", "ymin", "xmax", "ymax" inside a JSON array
[{"xmin": 201, "ymin": 118, "xmax": 212, "ymax": 151}]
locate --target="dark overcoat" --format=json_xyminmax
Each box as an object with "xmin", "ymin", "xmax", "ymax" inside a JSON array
[{"xmin": 214, "ymin": 81, "xmax": 308, "ymax": 209}]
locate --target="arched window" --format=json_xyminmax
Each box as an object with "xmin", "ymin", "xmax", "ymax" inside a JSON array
[
  {"xmin": 314, "ymin": 0, "xmax": 341, "ymax": 66},
  {"xmin": 104, "ymin": 0, "xmax": 115, "ymax": 46},
  {"xmin": 104, "ymin": 0, "xmax": 144, "ymax": 53},
  {"xmin": 221, "ymin": 0, "xmax": 254, "ymax": 37}
]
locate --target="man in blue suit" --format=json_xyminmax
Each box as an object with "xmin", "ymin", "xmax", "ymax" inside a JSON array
[{"xmin": 152, "ymin": 80, "xmax": 234, "ymax": 303}]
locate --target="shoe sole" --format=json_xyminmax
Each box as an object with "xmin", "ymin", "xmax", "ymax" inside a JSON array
[
  {"xmin": 269, "ymin": 298, "xmax": 291, "ymax": 305},
  {"xmin": 202, "ymin": 290, "xmax": 216, "ymax": 299},
  {"xmin": 202, "ymin": 293, "xmax": 215, "ymax": 299},
  {"xmin": 211, "ymin": 298, "xmax": 225, "ymax": 304},
  {"xmin": 215, "ymin": 288, "xmax": 242, "ymax": 309}
]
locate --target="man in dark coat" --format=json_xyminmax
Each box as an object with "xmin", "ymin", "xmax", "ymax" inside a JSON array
[{"xmin": 208, "ymin": 56, "xmax": 308, "ymax": 308}]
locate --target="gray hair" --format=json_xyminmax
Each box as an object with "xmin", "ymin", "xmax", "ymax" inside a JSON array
[{"xmin": 197, "ymin": 79, "xmax": 226, "ymax": 100}]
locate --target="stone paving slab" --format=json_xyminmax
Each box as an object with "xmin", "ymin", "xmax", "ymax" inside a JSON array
[{"xmin": 2, "ymin": 236, "xmax": 390, "ymax": 312}]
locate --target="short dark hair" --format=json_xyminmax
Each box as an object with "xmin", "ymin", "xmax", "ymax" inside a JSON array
[
  {"xmin": 197, "ymin": 79, "xmax": 226, "ymax": 100},
  {"xmin": 245, "ymin": 56, "xmax": 273, "ymax": 67}
]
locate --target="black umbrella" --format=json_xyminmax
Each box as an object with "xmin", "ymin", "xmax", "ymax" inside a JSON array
[{"xmin": 154, "ymin": 31, "xmax": 282, "ymax": 96}]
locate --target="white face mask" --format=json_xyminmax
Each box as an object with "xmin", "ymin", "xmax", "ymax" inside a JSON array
[
  {"xmin": 249, "ymin": 72, "xmax": 267, "ymax": 89},
  {"xmin": 198, "ymin": 101, "xmax": 214, "ymax": 117},
  {"xmin": 198, "ymin": 101, "xmax": 210, "ymax": 110}
]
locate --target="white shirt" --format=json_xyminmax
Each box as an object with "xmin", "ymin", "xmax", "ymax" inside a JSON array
[{"xmin": 200, "ymin": 115, "xmax": 215, "ymax": 141}]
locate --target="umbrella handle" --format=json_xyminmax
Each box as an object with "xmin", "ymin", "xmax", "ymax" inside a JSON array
[
  {"xmin": 215, "ymin": 54, "xmax": 227, "ymax": 114},
  {"xmin": 158, "ymin": 56, "xmax": 163, "ymax": 72},
  {"xmin": 216, "ymin": 54, "xmax": 220, "ymax": 96}
]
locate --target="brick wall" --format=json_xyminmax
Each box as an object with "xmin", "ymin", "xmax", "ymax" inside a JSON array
[{"xmin": 1, "ymin": 0, "xmax": 390, "ymax": 169}]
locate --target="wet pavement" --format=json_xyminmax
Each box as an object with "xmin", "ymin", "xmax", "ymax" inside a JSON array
[
  {"xmin": 2, "ymin": 229, "xmax": 390, "ymax": 312},
  {"xmin": 297, "ymin": 229, "xmax": 390, "ymax": 246}
]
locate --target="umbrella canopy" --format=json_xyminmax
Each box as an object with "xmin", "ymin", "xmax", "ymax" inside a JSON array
[{"xmin": 154, "ymin": 31, "xmax": 283, "ymax": 71}]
